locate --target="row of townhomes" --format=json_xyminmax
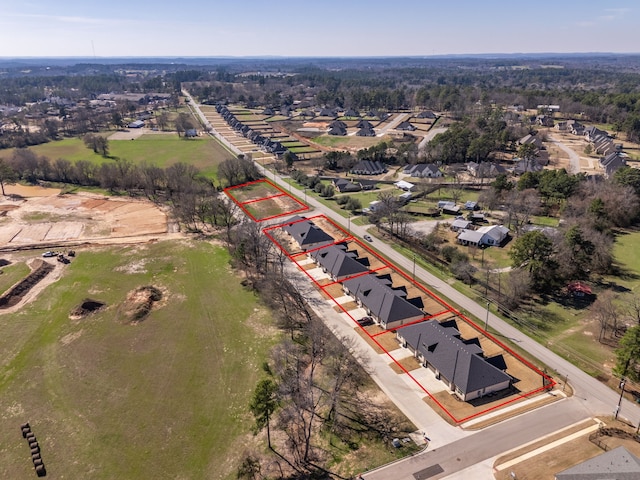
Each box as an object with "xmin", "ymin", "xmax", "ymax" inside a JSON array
[{"xmin": 281, "ymin": 216, "xmax": 513, "ymax": 402}]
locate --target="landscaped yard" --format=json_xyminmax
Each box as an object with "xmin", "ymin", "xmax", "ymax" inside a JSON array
[{"xmin": 0, "ymin": 241, "xmax": 277, "ymax": 480}]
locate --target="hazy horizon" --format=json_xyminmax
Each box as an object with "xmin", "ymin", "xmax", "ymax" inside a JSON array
[{"xmin": 1, "ymin": 0, "xmax": 639, "ymax": 58}]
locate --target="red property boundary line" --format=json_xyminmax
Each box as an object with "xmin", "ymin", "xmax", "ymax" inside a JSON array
[
  {"xmin": 224, "ymin": 178, "xmax": 309, "ymax": 222},
  {"xmin": 264, "ymin": 214, "xmax": 556, "ymax": 424}
]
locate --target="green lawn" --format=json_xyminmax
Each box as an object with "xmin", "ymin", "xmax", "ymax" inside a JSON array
[
  {"xmin": 530, "ymin": 216, "xmax": 560, "ymax": 227},
  {"xmin": 0, "ymin": 241, "xmax": 277, "ymax": 480},
  {"xmin": 0, "ymin": 261, "xmax": 31, "ymax": 296},
  {"xmin": 612, "ymin": 230, "xmax": 640, "ymax": 291},
  {"xmin": 0, "ymin": 135, "xmax": 234, "ymax": 181}
]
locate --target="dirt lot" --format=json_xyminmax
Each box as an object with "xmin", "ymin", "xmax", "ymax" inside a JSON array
[{"xmin": 0, "ymin": 185, "xmax": 171, "ymax": 249}]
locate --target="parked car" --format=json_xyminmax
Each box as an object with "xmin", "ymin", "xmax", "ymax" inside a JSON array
[
  {"xmin": 364, "ymin": 235, "xmax": 373, "ymax": 242},
  {"xmin": 42, "ymin": 251, "xmax": 55, "ymax": 258},
  {"xmin": 357, "ymin": 317, "xmax": 373, "ymax": 326}
]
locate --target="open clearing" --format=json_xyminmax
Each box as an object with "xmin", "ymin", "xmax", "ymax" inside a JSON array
[
  {"xmin": 0, "ymin": 134, "xmax": 233, "ymax": 181},
  {"xmin": 0, "ymin": 185, "xmax": 169, "ymax": 248},
  {"xmin": 0, "ymin": 240, "xmax": 278, "ymax": 480}
]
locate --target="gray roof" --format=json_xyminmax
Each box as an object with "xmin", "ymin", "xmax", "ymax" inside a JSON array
[
  {"xmin": 342, "ymin": 273, "xmax": 424, "ymax": 327},
  {"xmin": 311, "ymin": 243, "xmax": 369, "ymax": 280},
  {"xmin": 403, "ymin": 163, "xmax": 441, "ymax": 176},
  {"xmin": 351, "ymin": 160, "xmax": 386, "ymax": 175},
  {"xmin": 283, "ymin": 216, "xmax": 334, "ymax": 249},
  {"xmin": 398, "ymin": 320, "xmax": 511, "ymax": 395},
  {"xmin": 556, "ymin": 446, "xmax": 640, "ymax": 480}
]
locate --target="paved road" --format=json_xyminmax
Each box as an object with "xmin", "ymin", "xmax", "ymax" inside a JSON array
[
  {"xmin": 185, "ymin": 95, "xmax": 640, "ymax": 478},
  {"xmin": 376, "ymin": 112, "xmax": 411, "ymax": 136},
  {"xmin": 549, "ymin": 134, "xmax": 581, "ymax": 174},
  {"xmin": 419, "ymin": 127, "xmax": 448, "ymax": 151},
  {"xmin": 366, "ymin": 399, "xmax": 591, "ymax": 480}
]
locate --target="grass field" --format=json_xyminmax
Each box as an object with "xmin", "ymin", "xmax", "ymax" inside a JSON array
[
  {"xmin": 0, "ymin": 134, "xmax": 234, "ymax": 182},
  {"xmin": 311, "ymin": 135, "xmax": 390, "ymax": 149},
  {"xmin": 0, "ymin": 241, "xmax": 277, "ymax": 480},
  {"xmin": 0, "ymin": 261, "xmax": 31, "ymax": 295}
]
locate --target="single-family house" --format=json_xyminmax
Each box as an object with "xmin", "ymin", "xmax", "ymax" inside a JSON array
[
  {"xmin": 317, "ymin": 108, "xmax": 337, "ymax": 118},
  {"xmin": 342, "ymin": 273, "xmax": 425, "ymax": 329},
  {"xmin": 555, "ymin": 446, "xmax": 640, "ymax": 480},
  {"xmin": 366, "ymin": 110, "xmax": 389, "ymax": 121},
  {"xmin": 128, "ymin": 120, "xmax": 144, "ymax": 128},
  {"xmin": 465, "ymin": 201, "xmax": 478, "ymax": 210},
  {"xmin": 513, "ymin": 158, "xmax": 544, "ymax": 175},
  {"xmin": 282, "ymin": 216, "xmax": 334, "ymax": 251},
  {"xmin": 356, "ymin": 119, "xmax": 373, "ymax": 129},
  {"xmin": 356, "ymin": 126, "xmax": 376, "ymax": 137},
  {"xmin": 333, "ymin": 178, "xmax": 362, "ymax": 193},
  {"xmin": 466, "ymin": 162, "xmax": 506, "ymax": 178},
  {"xmin": 262, "ymin": 107, "xmax": 275, "ymax": 116},
  {"xmin": 415, "ymin": 111, "xmax": 437, "ymax": 119},
  {"xmin": 584, "ymin": 126, "xmax": 609, "ymax": 143},
  {"xmin": 328, "ymin": 125, "xmax": 347, "ymax": 136},
  {"xmin": 343, "ymin": 108, "xmax": 360, "ymax": 118},
  {"xmin": 599, "ymin": 151, "xmax": 626, "ymax": 178},
  {"xmin": 396, "ymin": 320, "xmax": 512, "ymax": 401},
  {"xmin": 396, "ymin": 121, "xmax": 416, "ymax": 131},
  {"xmin": 457, "ymin": 225, "xmax": 509, "ymax": 247},
  {"xmin": 310, "ymin": 243, "xmax": 369, "ymax": 281},
  {"xmin": 403, "ymin": 164, "xmax": 443, "ymax": 178},
  {"xmin": 518, "ymin": 134, "xmax": 543, "ymax": 149},
  {"xmin": 535, "ymin": 115, "xmax": 554, "ymax": 127},
  {"xmin": 350, "ymin": 160, "xmax": 387, "ymax": 175}
]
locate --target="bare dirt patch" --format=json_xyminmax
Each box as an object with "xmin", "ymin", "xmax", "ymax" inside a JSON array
[
  {"xmin": 0, "ymin": 187, "xmax": 170, "ymax": 249},
  {"xmin": 121, "ymin": 285, "xmax": 164, "ymax": 323},
  {"xmin": 70, "ymin": 299, "xmax": 107, "ymax": 320}
]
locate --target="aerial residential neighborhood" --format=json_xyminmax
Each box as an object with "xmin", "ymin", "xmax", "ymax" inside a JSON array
[{"xmin": 2, "ymin": 2, "xmax": 640, "ymax": 480}]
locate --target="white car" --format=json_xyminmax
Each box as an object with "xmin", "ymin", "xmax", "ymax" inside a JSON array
[{"xmin": 42, "ymin": 251, "xmax": 56, "ymax": 258}]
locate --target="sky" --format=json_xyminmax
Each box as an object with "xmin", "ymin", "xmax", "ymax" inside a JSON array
[{"xmin": 0, "ymin": 0, "xmax": 639, "ymax": 58}]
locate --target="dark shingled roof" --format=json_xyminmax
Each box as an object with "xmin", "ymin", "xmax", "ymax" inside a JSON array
[
  {"xmin": 556, "ymin": 446, "xmax": 640, "ymax": 480},
  {"xmin": 398, "ymin": 320, "xmax": 511, "ymax": 395},
  {"xmin": 310, "ymin": 243, "xmax": 369, "ymax": 280},
  {"xmin": 342, "ymin": 274, "xmax": 424, "ymax": 327},
  {"xmin": 283, "ymin": 216, "xmax": 334, "ymax": 250}
]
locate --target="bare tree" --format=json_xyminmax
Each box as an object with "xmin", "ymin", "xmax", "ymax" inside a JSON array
[{"xmin": 592, "ymin": 290, "xmax": 619, "ymax": 342}]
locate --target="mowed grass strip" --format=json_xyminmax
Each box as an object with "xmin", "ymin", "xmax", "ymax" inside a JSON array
[{"xmin": 0, "ymin": 241, "xmax": 277, "ymax": 480}]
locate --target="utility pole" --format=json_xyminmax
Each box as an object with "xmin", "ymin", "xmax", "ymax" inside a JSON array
[
  {"xmin": 413, "ymin": 254, "xmax": 416, "ymax": 280},
  {"xmin": 615, "ymin": 378, "xmax": 626, "ymax": 420},
  {"xmin": 484, "ymin": 302, "xmax": 490, "ymax": 331}
]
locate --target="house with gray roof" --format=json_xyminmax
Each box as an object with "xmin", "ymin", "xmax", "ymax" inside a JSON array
[
  {"xmin": 403, "ymin": 163, "xmax": 443, "ymax": 178},
  {"xmin": 333, "ymin": 178, "xmax": 362, "ymax": 193},
  {"xmin": 396, "ymin": 320, "xmax": 511, "ymax": 401},
  {"xmin": 458, "ymin": 225, "xmax": 509, "ymax": 247},
  {"xmin": 310, "ymin": 243, "xmax": 369, "ymax": 281},
  {"xmin": 342, "ymin": 273, "xmax": 425, "ymax": 329},
  {"xmin": 350, "ymin": 160, "xmax": 387, "ymax": 175},
  {"xmin": 415, "ymin": 110, "xmax": 437, "ymax": 119},
  {"xmin": 600, "ymin": 151, "xmax": 627, "ymax": 178},
  {"xmin": 283, "ymin": 216, "xmax": 334, "ymax": 251},
  {"xmin": 555, "ymin": 446, "xmax": 640, "ymax": 480}
]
